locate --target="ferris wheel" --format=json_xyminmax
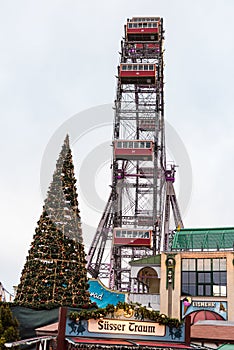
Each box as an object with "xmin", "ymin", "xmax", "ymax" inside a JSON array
[{"xmin": 87, "ymin": 17, "xmax": 183, "ymax": 291}]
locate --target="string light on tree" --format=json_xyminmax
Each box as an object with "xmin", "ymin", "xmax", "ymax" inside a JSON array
[{"xmin": 14, "ymin": 135, "xmax": 90, "ymax": 309}]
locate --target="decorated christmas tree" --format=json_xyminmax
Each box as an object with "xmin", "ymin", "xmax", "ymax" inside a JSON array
[{"xmin": 14, "ymin": 135, "xmax": 90, "ymax": 309}]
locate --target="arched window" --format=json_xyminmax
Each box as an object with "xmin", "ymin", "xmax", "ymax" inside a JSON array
[{"xmin": 137, "ymin": 267, "xmax": 160, "ymax": 293}]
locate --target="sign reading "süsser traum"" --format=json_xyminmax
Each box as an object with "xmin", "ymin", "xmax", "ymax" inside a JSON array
[{"xmin": 88, "ymin": 318, "xmax": 165, "ymax": 336}]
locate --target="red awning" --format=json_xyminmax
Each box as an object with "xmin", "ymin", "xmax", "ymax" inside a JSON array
[
  {"xmin": 134, "ymin": 340, "xmax": 191, "ymax": 348},
  {"xmin": 66, "ymin": 337, "xmax": 133, "ymax": 346},
  {"xmin": 190, "ymin": 310, "xmax": 224, "ymax": 324},
  {"xmin": 66, "ymin": 337, "xmax": 192, "ymax": 349}
]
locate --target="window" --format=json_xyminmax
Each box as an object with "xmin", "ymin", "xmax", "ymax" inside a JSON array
[
  {"xmin": 181, "ymin": 258, "xmax": 227, "ymax": 297},
  {"xmin": 127, "ymin": 231, "xmax": 132, "ymax": 237},
  {"xmin": 182, "ymin": 258, "xmax": 196, "ymax": 271},
  {"xmin": 121, "ymin": 230, "xmax": 126, "ymax": 237},
  {"xmin": 116, "ymin": 230, "xmax": 121, "ymax": 237}
]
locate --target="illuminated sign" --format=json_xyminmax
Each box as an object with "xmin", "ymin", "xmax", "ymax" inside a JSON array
[
  {"xmin": 88, "ymin": 318, "xmax": 165, "ymax": 336},
  {"xmin": 66, "ymin": 317, "xmax": 185, "ymax": 342}
]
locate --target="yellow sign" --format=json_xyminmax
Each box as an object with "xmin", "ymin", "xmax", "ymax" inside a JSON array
[{"xmin": 88, "ymin": 318, "xmax": 165, "ymax": 337}]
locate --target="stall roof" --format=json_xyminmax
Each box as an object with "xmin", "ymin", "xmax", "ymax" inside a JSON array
[
  {"xmin": 218, "ymin": 345, "xmax": 234, "ymax": 350},
  {"xmin": 35, "ymin": 322, "xmax": 58, "ymax": 334},
  {"xmin": 191, "ymin": 320, "xmax": 234, "ymax": 342},
  {"xmin": 129, "ymin": 254, "xmax": 161, "ymax": 266},
  {"xmin": 66, "ymin": 337, "xmax": 192, "ymax": 349},
  {"xmin": 132, "ymin": 340, "xmax": 191, "ymax": 348},
  {"xmin": 172, "ymin": 227, "xmax": 234, "ymax": 251},
  {"xmin": 5, "ymin": 336, "xmax": 56, "ymax": 348},
  {"xmin": 66, "ymin": 337, "xmax": 133, "ymax": 345}
]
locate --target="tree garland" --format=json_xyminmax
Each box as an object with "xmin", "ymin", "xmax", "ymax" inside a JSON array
[
  {"xmin": 14, "ymin": 135, "xmax": 90, "ymax": 310},
  {"xmin": 13, "ymin": 300, "xmax": 98, "ymax": 311},
  {"xmin": 69, "ymin": 301, "xmax": 183, "ymax": 329}
]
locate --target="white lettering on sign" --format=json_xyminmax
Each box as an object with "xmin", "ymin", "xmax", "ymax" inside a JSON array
[
  {"xmin": 88, "ymin": 318, "xmax": 165, "ymax": 336},
  {"xmin": 89, "ymin": 292, "xmax": 104, "ymax": 301},
  {"xmin": 192, "ymin": 301, "xmax": 216, "ymax": 308}
]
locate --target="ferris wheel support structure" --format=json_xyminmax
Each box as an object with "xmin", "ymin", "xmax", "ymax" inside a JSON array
[{"xmin": 87, "ymin": 17, "xmax": 183, "ymax": 291}]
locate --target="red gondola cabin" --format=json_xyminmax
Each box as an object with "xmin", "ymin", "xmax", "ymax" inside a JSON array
[
  {"xmin": 114, "ymin": 140, "xmax": 154, "ymax": 161},
  {"xmin": 119, "ymin": 63, "xmax": 157, "ymax": 85},
  {"xmin": 113, "ymin": 228, "xmax": 152, "ymax": 247},
  {"xmin": 126, "ymin": 17, "xmax": 161, "ymax": 41}
]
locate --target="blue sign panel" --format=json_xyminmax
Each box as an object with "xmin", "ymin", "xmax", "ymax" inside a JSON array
[
  {"xmin": 182, "ymin": 298, "xmax": 227, "ymax": 320},
  {"xmin": 88, "ymin": 279, "xmax": 126, "ymax": 308}
]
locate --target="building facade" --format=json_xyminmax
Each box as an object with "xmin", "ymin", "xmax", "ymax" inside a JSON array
[
  {"xmin": 127, "ymin": 227, "xmax": 234, "ymax": 346},
  {"xmin": 160, "ymin": 250, "xmax": 234, "ymax": 321}
]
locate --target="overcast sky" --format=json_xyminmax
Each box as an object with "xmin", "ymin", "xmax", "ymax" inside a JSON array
[{"xmin": 1, "ymin": 0, "xmax": 234, "ymax": 296}]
